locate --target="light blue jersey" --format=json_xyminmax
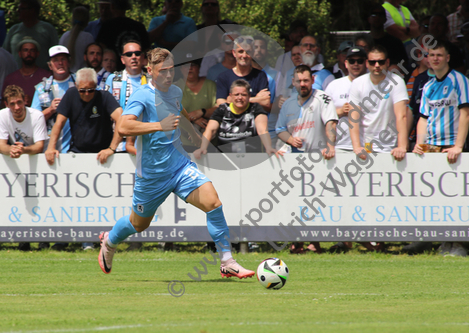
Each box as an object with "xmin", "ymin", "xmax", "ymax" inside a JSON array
[
  {"xmin": 420, "ymin": 69, "xmax": 469, "ymax": 146},
  {"xmin": 123, "ymin": 83, "xmax": 190, "ymax": 179}
]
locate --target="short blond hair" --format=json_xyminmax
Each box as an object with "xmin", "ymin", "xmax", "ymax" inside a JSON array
[
  {"xmin": 147, "ymin": 48, "xmax": 173, "ymax": 68},
  {"xmin": 3, "ymin": 85, "xmax": 25, "ymax": 104}
]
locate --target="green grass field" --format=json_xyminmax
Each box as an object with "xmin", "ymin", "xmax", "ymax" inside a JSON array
[{"xmin": 1, "ymin": 243, "xmax": 469, "ymax": 333}]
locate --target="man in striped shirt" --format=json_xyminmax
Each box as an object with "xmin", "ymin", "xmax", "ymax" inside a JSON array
[{"xmin": 413, "ymin": 40, "xmax": 469, "ymax": 164}]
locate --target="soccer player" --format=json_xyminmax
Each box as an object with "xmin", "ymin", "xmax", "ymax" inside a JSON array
[{"xmin": 98, "ymin": 48, "xmax": 255, "ymax": 279}]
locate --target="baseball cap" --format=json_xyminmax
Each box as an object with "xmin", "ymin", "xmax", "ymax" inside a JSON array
[
  {"xmin": 346, "ymin": 47, "xmax": 367, "ymax": 58},
  {"xmin": 338, "ymin": 41, "xmax": 354, "ymax": 52},
  {"xmin": 17, "ymin": 36, "xmax": 40, "ymax": 52},
  {"xmin": 49, "ymin": 45, "xmax": 69, "ymax": 58}
]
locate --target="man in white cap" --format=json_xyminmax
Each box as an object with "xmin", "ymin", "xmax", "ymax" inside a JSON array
[
  {"xmin": 2, "ymin": 36, "xmax": 50, "ymax": 106},
  {"xmin": 31, "ymin": 45, "xmax": 75, "ymax": 154}
]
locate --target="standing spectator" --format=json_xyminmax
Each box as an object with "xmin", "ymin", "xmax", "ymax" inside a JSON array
[
  {"xmin": 96, "ymin": 0, "xmax": 150, "ymax": 71},
  {"xmin": 368, "ymin": 4, "xmax": 408, "ymax": 70},
  {"xmin": 429, "ymin": 13, "xmax": 466, "ymax": 74},
  {"xmin": 59, "ymin": 6, "xmax": 94, "ymax": 73},
  {"xmin": 252, "ymin": 35, "xmax": 280, "ymax": 104},
  {"xmin": 216, "ymin": 36, "xmax": 271, "ymax": 111},
  {"xmin": 278, "ymin": 44, "xmax": 303, "ymax": 98},
  {"xmin": 196, "ymin": 0, "xmax": 236, "ymax": 55},
  {"xmin": 0, "ymin": 47, "xmax": 18, "ymax": 104},
  {"xmin": 0, "ymin": 85, "xmax": 47, "ymax": 252},
  {"xmin": 103, "ymin": 48, "xmax": 117, "ymax": 73},
  {"xmin": 349, "ymin": 45, "xmax": 408, "ymax": 162},
  {"xmin": 84, "ymin": 43, "xmax": 109, "ymax": 89},
  {"xmin": 84, "ymin": 0, "xmax": 112, "ymax": 40},
  {"xmin": 2, "ymin": 37, "xmax": 50, "ymax": 107},
  {"xmin": 353, "ymin": 33, "xmax": 374, "ymax": 54},
  {"xmin": 204, "ymin": 31, "xmax": 238, "ymax": 81},
  {"xmin": 148, "ymin": 0, "xmax": 197, "ymax": 50},
  {"xmin": 3, "ymin": 0, "xmax": 58, "ymax": 70},
  {"xmin": 326, "ymin": 41, "xmax": 354, "ymax": 79},
  {"xmin": 413, "ymin": 40, "xmax": 469, "ymax": 256},
  {"xmin": 448, "ymin": 0, "xmax": 469, "ymax": 43},
  {"xmin": 299, "ymin": 35, "xmax": 334, "ymax": 91},
  {"xmin": 275, "ymin": 20, "xmax": 308, "ymax": 77},
  {"xmin": 382, "ymin": 1, "xmax": 419, "ymax": 45},
  {"xmin": 31, "ymin": 46, "xmax": 75, "ymax": 154}
]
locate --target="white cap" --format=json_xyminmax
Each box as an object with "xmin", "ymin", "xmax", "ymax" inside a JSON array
[{"xmin": 49, "ymin": 45, "xmax": 69, "ymax": 58}]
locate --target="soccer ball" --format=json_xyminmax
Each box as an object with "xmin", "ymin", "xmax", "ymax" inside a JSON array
[{"xmin": 256, "ymin": 258, "xmax": 289, "ymax": 289}]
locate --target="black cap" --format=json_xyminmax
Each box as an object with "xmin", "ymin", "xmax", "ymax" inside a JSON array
[{"xmin": 346, "ymin": 46, "xmax": 367, "ymax": 58}]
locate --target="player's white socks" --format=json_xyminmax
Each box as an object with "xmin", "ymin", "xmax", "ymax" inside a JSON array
[{"xmin": 221, "ymin": 251, "xmax": 232, "ymax": 262}]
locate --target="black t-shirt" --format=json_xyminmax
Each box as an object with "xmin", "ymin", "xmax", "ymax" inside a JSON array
[
  {"xmin": 447, "ymin": 41, "xmax": 465, "ymax": 71},
  {"xmin": 373, "ymin": 33, "xmax": 408, "ymax": 66},
  {"xmin": 58, "ymin": 88, "xmax": 120, "ymax": 153},
  {"xmin": 211, "ymin": 102, "xmax": 267, "ymax": 152},
  {"xmin": 408, "ymin": 70, "xmax": 433, "ymax": 142},
  {"xmin": 96, "ymin": 17, "xmax": 150, "ymax": 71},
  {"xmin": 216, "ymin": 68, "xmax": 269, "ymax": 100}
]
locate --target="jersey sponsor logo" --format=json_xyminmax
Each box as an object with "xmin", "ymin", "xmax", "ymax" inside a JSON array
[
  {"xmin": 90, "ymin": 106, "xmax": 100, "ymax": 118},
  {"xmin": 137, "ymin": 204, "xmax": 144, "ymax": 213},
  {"xmin": 340, "ymin": 93, "xmax": 349, "ymax": 99},
  {"xmin": 292, "ymin": 120, "xmax": 315, "ymax": 133},
  {"xmin": 429, "ymin": 99, "xmax": 452, "ymax": 109}
]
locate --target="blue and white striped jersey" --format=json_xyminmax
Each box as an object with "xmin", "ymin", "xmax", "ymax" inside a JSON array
[{"xmin": 420, "ymin": 69, "xmax": 469, "ymax": 146}]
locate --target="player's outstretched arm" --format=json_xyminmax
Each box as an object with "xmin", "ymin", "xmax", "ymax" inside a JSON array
[{"xmin": 117, "ymin": 114, "xmax": 180, "ymax": 137}]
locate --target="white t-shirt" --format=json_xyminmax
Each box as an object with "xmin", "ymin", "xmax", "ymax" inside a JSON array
[
  {"xmin": 325, "ymin": 75, "xmax": 353, "ymax": 150},
  {"xmin": 349, "ymin": 72, "xmax": 408, "ymax": 152},
  {"xmin": 0, "ymin": 107, "xmax": 47, "ymax": 146},
  {"xmin": 59, "ymin": 30, "xmax": 95, "ymax": 73}
]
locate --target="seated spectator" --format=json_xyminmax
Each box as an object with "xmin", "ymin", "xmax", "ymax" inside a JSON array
[
  {"xmin": 2, "ymin": 37, "xmax": 50, "ymax": 106},
  {"xmin": 448, "ymin": 0, "xmax": 469, "ymax": 43},
  {"xmin": 45, "ymin": 67, "xmax": 122, "ymax": 161},
  {"xmin": 368, "ymin": 4, "xmax": 408, "ymax": 70},
  {"xmin": 3, "ymin": 0, "xmax": 58, "ymax": 71},
  {"xmin": 103, "ymin": 48, "xmax": 117, "ymax": 73},
  {"xmin": 413, "ymin": 40, "xmax": 469, "ymax": 256},
  {"xmin": 0, "ymin": 47, "xmax": 19, "ymax": 104},
  {"xmin": 196, "ymin": 0, "xmax": 236, "ymax": 55},
  {"xmin": 84, "ymin": 0, "xmax": 112, "ymax": 40},
  {"xmin": 382, "ymin": 1, "xmax": 419, "ymax": 46},
  {"xmin": 429, "ymin": 13, "xmax": 466, "ymax": 73},
  {"xmin": 96, "ymin": 0, "xmax": 150, "ymax": 71},
  {"xmin": 205, "ymin": 31, "xmax": 238, "ymax": 82},
  {"xmin": 0, "ymin": 85, "xmax": 46, "ymax": 158},
  {"xmin": 84, "ymin": 43, "xmax": 110, "ymax": 89},
  {"xmin": 148, "ymin": 0, "xmax": 197, "ymax": 50},
  {"xmin": 31, "ymin": 45, "xmax": 76, "ymax": 153},
  {"xmin": 174, "ymin": 58, "xmax": 217, "ymax": 132},
  {"xmin": 216, "ymin": 36, "xmax": 271, "ymax": 111},
  {"xmin": 298, "ymin": 35, "xmax": 334, "ymax": 91},
  {"xmin": 194, "ymin": 79, "xmax": 279, "ymax": 156},
  {"xmin": 0, "ymin": 85, "xmax": 47, "ymax": 252},
  {"xmin": 326, "ymin": 41, "xmax": 353, "ymax": 79},
  {"xmin": 274, "ymin": 20, "xmax": 308, "ymax": 77},
  {"xmin": 59, "ymin": 6, "xmax": 94, "ymax": 73},
  {"xmin": 353, "ymin": 33, "xmax": 374, "ymax": 54}
]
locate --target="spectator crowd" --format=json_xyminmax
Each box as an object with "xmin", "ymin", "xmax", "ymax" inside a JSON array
[{"xmin": 1, "ymin": 0, "xmax": 469, "ymax": 256}]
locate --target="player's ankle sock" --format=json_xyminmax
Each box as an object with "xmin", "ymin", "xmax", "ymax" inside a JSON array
[
  {"xmin": 221, "ymin": 251, "xmax": 232, "ymax": 261},
  {"xmin": 108, "ymin": 215, "xmax": 137, "ymax": 246},
  {"xmin": 206, "ymin": 205, "xmax": 232, "ymax": 257}
]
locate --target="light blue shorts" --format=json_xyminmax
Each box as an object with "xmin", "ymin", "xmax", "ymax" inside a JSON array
[{"xmin": 132, "ymin": 160, "xmax": 211, "ymax": 218}]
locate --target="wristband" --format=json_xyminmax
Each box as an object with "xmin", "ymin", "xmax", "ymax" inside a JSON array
[
  {"xmin": 201, "ymin": 108, "xmax": 207, "ymax": 117},
  {"xmin": 108, "ymin": 146, "xmax": 116, "ymax": 153}
]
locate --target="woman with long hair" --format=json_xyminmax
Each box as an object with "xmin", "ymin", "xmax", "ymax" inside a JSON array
[{"xmin": 59, "ymin": 6, "xmax": 94, "ymax": 73}]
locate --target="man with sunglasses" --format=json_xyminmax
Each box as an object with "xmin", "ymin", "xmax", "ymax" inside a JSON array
[
  {"xmin": 205, "ymin": 31, "xmax": 238, "ymax": 82},
  {"xmin": 349, "ymin": 45, "xmax": 408, "ymax": 162},
  {"xmin": 148, "ymin": 0, "xmax": 197, "ymax": 50},
  {"xmin": 45, "ymin": 67, "xmax": 122, "ymax": 164},
  {"xmin": 216, "ymin": 36, "xmax": 271, "ymax": 110},
  {"xmin": 105, "ymin": 40, "xmax": 149, "ymax": 155}
]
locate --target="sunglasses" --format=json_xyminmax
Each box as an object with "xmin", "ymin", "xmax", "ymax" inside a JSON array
[
  {"xmin": 122, "ymin": 51, "xmax": 142, "ymax": 57},
  {"xmin": 367, "ymin": 59, "xmax": 386, "ymax": 66},
  {"xmin": 234, "ymin": 36, "xmax": 254, "ymax": 45},
  {"xmin": 202, "ymin": 2, "xmax": 219, "ymax": 7},
  {"xmin": 348, "ymin": 58, "xmax": 365, "ymax": 65},
  {"xmin": 78, "ymin": 88, "xmax": 96, "ymax": 93}
]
